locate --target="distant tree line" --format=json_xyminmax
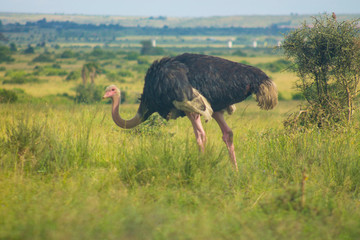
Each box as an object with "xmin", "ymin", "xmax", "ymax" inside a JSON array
[{"xmin": 0, "ymin": 18, "xmax": 292, "ymax": 37}]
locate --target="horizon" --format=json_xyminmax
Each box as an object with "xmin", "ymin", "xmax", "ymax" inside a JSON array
[
  {"xmin": 0, "ymin": 0, "xmax": 359, "ymax": 17},
  {"xmin": 1, "ymin": 11, "xmax": 360, "ymax": 17}
]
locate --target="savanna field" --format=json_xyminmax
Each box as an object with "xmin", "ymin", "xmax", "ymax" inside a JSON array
[{"xmin": 1, "ymin": 44, "xmax": 360, "ymax": 239}]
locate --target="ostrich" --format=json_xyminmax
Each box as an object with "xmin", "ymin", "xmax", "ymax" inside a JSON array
[{"xmin": 103, "ymin": 53, "xmax": 278, "ymax": 170}]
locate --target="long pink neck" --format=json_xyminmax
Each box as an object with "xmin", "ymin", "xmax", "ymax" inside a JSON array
[{"xmin": 111, "ymin": 95, "xmax": 142, "ymax": 129}]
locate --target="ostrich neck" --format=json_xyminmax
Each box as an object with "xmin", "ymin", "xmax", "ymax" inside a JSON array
[{"xmin": 111, "ymin": 95, "xmax": 142, "ymax": 129}]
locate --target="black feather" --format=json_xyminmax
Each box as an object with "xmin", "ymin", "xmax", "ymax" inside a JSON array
[{"xmin": 140, "ymin": 53, "xmax": 272, "ymax": 120}]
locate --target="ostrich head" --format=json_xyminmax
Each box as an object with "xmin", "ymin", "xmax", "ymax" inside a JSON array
[{"xmin": 103, "ymin": 85, "xmax": 121, "ymax": 99}]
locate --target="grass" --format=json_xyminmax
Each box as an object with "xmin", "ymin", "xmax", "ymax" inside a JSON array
[
  {"xmin": 1, "ymin": 102, "xmax": 360, "ymax": 239},
  {"xmin": 1, "ymin": 48, "xmax": 359, "ymax": 239}
]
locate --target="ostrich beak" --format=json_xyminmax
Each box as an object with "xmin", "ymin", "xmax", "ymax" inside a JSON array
[{"xmin": 102, "ymin": 91, "xmax": 112, "ymax": 99}]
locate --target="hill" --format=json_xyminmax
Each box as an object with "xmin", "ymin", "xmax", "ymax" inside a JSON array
[{"xmin": 1, "ymin": 12, "xmax": 359, "ymax": 28}]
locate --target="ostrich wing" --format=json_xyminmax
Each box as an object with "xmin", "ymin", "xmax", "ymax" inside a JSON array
[
  {"xmin": 172, "ymin": 88, "xmax": 213, "ymax": 121},
  {"xmin": 142, "ymin": 57, "xmax": 213, "ymax": 120}
]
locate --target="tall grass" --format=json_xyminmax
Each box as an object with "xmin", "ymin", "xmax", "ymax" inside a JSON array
[{"xmin": 1, "ymin": 102, "xmax": 360, "ymax": 239}]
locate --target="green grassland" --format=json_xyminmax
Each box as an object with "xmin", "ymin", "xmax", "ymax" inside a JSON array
[{"xmin": 1, "ymin": 44, "xmax": 360, "ymax": 239}]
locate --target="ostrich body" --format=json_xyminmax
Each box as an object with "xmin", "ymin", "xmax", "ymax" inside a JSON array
[{"xmin": 103, "ymin": 53, "xmax": 278, "ymax": 170}]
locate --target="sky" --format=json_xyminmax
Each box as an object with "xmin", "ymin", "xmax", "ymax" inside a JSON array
[{"xmin": 0, "ymin": 0, "xmax": 359, "ymax": 17}]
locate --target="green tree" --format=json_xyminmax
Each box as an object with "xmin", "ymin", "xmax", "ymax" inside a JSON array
[
  {"xmin": 0, "ymin": 33, "xmax": 8, "ymax": 42},
  {"xmin": 282, "ymin": 14, "xmax": 360, "ymax": 127},
  {"xmin": 32, "ymin": 51, "xmax": 55, "ymax": 62},
  {"xmin": 0, "ymin": 45, "xmax": 14, "ymax": 63},
  {"xmin": 81, "ymin": 62, "xmax": 101, "ymax": 85},
  {"xmin": 23, "ymin": 44, "xmax": 35, "ymax": 54},
  {"xmin": 9, "ymin": 43, "xmax": 17, "ymax": 52},
  {"xmin": 60, "ymin": 50, "xmax": 75, "ymax": 58}
]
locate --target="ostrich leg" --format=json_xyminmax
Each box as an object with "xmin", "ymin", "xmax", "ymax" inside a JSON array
[
  {"xmin": 186, "ymin": 112, "xmax": 206, "ymax": 152},
  {"xmin": 213, "ymin": 111, "xmax": 238, "ymax": 171}
]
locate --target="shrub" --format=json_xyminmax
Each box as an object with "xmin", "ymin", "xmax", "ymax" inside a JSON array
[
  {"xmin": 124, "ymin": 51, "xmax": 140, "ymax": 60},
  {"xmin": 52, "ymin": 63, "xmax": 62, "ymax": 69},
  {"xmin": 0, "ymin": 45, "xmax": 14, "ymax": 63},
  {"xmin": 5, "ymin": 70, "xmax": 27, "ymax": 78},
  {"xmin": 66, "ymin": 71, "xmax": 81, "ymax": 81},
  {"xmin": 23, "ymin": 44, "xmax": 34, "ymax": 54},
  {"xmin": 74, "ymin": 84, "xmax": 104, "ymax": 104},
  {"xmin": 256, "ymin": 59, "xmax": 292, "ymax": 73},
  {"xmin": 106, "ymin": 71, "xmax": 118, "ymax": 82},
  {"xmin": 106, "ymin": 70, "xmax": 133, "ymax": 83},
  {"xmin": 0, "ymin": 88, "xmax": 18, "ymax": 103},
  {"xmin": 32, "ymin": 52, "xmax": 55, "ymax": 62},
  {"xmin": 232, "ymin": 49, "xmax": 247, "ymax": 57},
  {"xmin": 117, "ymin": 70, "xmax": 134, "ymax": 78},
  {"xmin": 283, "ymin": 14, "xmax": 360, "ymax": 127},
  {"xmin": 33, "ymin": 65, "xmax": 68, "ymax": 76},
  {"xmin": 2, "ymin": 70, "xmax": 43, "ymax": 84},
  {"xmin": 60, "ymin": 50, "xmax": 75, "ymax": 58},
  {"xmin": 2, "ymin": 76, "xmax": 42, "ymax": 84},
  {"xmin": 137, "ymin": 57, "xmax": 150, "ymax": 65},
  {"xmin": 89, "ymin": 47, "xmax": 116, "ymax": 59},
  {"xmin": 131, "ymin": 64, "xmax": 149, "ymax": 73},
  {"xmin": 9, "ymin": 43, "xmax": 17, "ymax": 52}
]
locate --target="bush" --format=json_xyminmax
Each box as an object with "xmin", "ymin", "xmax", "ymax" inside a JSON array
[
  {"xmin": 9, "ymin": 43, "xmax": 17, "ymax": 52},
  {"xmin": 131, "ymin": 64, "xmax": 149, "ymax": 73},
  {"xmin": 256, "ymin": 59, "xmax": 292, "ymax": 73},
  {"xmin": 137, "ymin": 57, "xmax": 150, "ymax": 65},
  {"xmin": 0, "ymin": 45, "xmax": 14, "ymax": 63},
  {"xmin": 66, "ymin": 71, "xmax": 81, "ymax": 81},
  {"xmin": 232, "ymin": 49, "xmax": 247, "ymax": 57},
  {"xmin": 4, "ymin": 70, "xmax": 27, "ymax": 78},
  {"xmin": 74, "ymin": 84, "xmax": 104, "ymax": 104},
  {"xmin": 106, "ymin": 70, "xmax": 134, "ymax": 82},
  {"xmin": 2, "ymin": 70, "xmax": 43, "ymax": 84},
  {"xmin": 0, "ymin": 88, "xmax": 18, "ymax": 103},
  {"xmin": 283, "ymin": 14, "xmax": 360, "ymax": 127},
  {"xmin": 117, "ymin": 70, "xmax": 134, "ymax": 78},
  {"xmin": 106, "ymin": 71, "xmax": 118, "ymax": 82},
  {"xmin": 2, "ymin": 76, "xmax": 42, "ymax": 84},
  {"xmin": 23, "ymin": 45, "xmax": 35, "ymax": 54},
  {"xmin": 88, "ymin": 47, "xmax": 117, "ymax": 59},
  {"xmin": 32, "ymin": 52, "xmax": 55, "ymax": 62},
  {"xmin": 60, "ymin": 50, "xmax": 76, "ymax": 58},
  {"xmin": 52, "ymin": 63, "xmax": 62, "ymax": 69},
  {"xmin": 33, "ymin": 65, "xmax": 68, "ymax": 76},
  {"xmin": 124, "ymin": 51, "xmax": 140, "ymax": 60}
]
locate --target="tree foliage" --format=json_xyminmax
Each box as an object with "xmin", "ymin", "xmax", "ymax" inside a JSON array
[
  {"xmin": 282, "ymin": 14, "xmax": 360, "ymax": 128},
  {"xmin": 32, "ymin": 51, "xmax": 55, "ymax": 62},
  {"xmin": 0, "ymin": 88, "xmax": 18, "ymax": 103},
  {"xmin": 81, "ymin": 62, "xmax": 101, "ymax": 85},
  {"xmin": 0, "ymin": 45, "xmax": 14, "ymax": 63},
  {"xmin": 74, "ymin": 84, "xmax": 103, "ymax": 104},
  {"xmin": 23, "ymin": 44, "xmax": 34, "ymax": 54}
]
